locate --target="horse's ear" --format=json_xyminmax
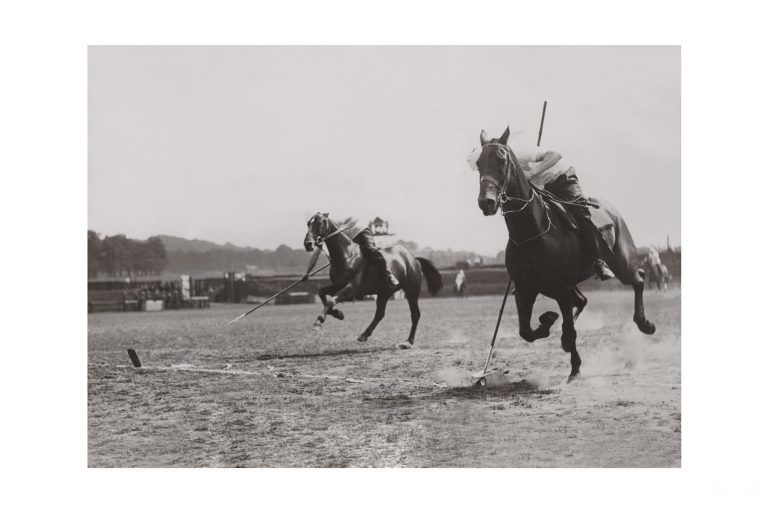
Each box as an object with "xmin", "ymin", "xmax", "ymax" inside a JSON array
[
  {"xmin": 322, "ymin": 212, "xmax": 329, "ymax": 218},
  {"xmin": 480, "ymin": 129, "xmax": 490, "ymax": 146},
  {"xmin": 499, "ymin": 125, "xmax": 510, "ymax": 145}
]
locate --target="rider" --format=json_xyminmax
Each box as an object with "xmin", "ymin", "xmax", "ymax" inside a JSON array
[
  {"xmin": 302, "ymin": 216, "xmax": 400, "ymax": 292},
  {"xmin": 514, "ymin": 147, "xmax": 615, "ymax": 281}
]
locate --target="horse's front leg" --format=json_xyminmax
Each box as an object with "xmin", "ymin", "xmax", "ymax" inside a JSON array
[
  {"xmin": 555, "ymin": 290, "xmax": 581, "ymax": 382},
  {"xmin": 515, "ymin": 283, "xmax": 558, "ymax": 342},
  {"xmin": 315, "ymin": 284, "xmax": 336, "ymax": 327},
  {"xmin": 314, "ymin": 282, "xmax": 355, "ymax": 327},
  {"xmin": 318, "ymin": 284, "xmax": 345, "ymax": 321}
]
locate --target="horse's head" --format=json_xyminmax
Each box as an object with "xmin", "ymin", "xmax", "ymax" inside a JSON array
[
  {"xmin": 304, "ymin": 212, "xmax": 331, "ymax": 251},
  {"xmin": 471, "ymin": 126, "xmax": 516, "ymax": 216}
]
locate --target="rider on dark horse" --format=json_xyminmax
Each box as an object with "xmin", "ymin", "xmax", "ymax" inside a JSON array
[
  {"xmin": 302, "ymin": 216, "xmax": 400, "ymax": 292},
  {"xmin": 512, "ymin": 147, "xmax": 615, "ymax": 281}
]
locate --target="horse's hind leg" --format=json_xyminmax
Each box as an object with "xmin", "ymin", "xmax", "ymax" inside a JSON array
[
  {"xmin": 571, "ymin": 286, "xmax": 587, "ymax": 321},
  {"xmin": 615, "ymin": 266, "xmax": 656, "ymax": 335},
  {"xmin": 402, "ymin": 292, "xmax": 421, "ymax": 348},
  {"xmin": 515, "ymin": 283, "xmax": 558, "ymax": 343},
  {"xmin": 555, "ymin": 291, "xmax": 581, "ymax": 381},
  {"xmin": 357, "ymin": 293, "xmax": 389, "ymax": 343},
  {"xmin": 601, "ymin": 206, "xmax": 655, "ymax": 334}
]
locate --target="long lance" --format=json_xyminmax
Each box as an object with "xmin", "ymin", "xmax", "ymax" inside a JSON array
[
  {"xmin": 537, "ymin": 100, "xmax": 547, "ymax": 147},
  {"xmin": 226, "ymin": 261, "xmax": 330, "ymax": 325}
]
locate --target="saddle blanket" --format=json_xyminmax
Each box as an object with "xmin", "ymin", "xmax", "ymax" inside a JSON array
[{"xmin": 590, "ymin": 202, "xmax": 616, "ymax": 249}]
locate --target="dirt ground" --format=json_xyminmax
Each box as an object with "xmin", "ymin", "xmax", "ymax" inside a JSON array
[{"xmin": 88, "ymin": 288, "xmax": 680, "ymax": 467}]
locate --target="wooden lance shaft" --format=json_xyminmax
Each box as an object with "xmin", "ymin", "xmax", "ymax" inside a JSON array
[
  {"xmin": 226, "ymin": 248, "xmax": 330, "ymax": 325},
  {"xmin": 537, "ymin": 100, "xmax": 547, "ymax": 147},
  {"xmin": 481, "ymin": 275, "xmax": 514, "ymax": 375}
]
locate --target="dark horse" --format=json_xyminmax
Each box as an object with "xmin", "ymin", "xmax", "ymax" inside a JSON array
[
  {"xmin": 474, "ymin": 128, "xmax": 655, "ymax": 381},
  {"xmin": 304, "ymin": 213, "xmax": 443, "ymax": 348}
]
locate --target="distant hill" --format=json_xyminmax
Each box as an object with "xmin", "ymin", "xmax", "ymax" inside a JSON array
[{"xmin": 157, "ymin": 235, "xmax": 253, "ymax": 253}]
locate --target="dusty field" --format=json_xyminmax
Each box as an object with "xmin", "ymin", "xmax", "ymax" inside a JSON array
[{"xmin": 88, "ymin": 288, "xmax": 680, "ymax": 467}]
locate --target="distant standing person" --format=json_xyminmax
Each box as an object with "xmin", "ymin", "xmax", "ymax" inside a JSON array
[{"xmin": 455, "ymin": 269, "xmax": 467, "ymax": 297}]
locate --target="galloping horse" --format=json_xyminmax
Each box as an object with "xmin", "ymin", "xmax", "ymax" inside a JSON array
[
  {"xmin": 304, "ymin": 213, "xmax": 443, "ymax": 348},
  {"xmin": 473, "ymin": 128, "xmax": 655, "ymax": 381}
]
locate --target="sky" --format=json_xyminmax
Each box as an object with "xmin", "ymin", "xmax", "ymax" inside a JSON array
[{"xmin": 89, "ymin": 46, "xmax": 680, "ymax": 255}]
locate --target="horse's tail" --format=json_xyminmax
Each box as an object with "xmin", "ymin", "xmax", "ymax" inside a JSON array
[{"xmin": 416, "ymin": 257, "xmax": 443, "ymax": 296}]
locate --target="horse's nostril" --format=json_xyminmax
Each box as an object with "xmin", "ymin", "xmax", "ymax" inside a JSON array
[{"xmin": 478, "ymin": 197, "xmax": 495, "ymax": 208}]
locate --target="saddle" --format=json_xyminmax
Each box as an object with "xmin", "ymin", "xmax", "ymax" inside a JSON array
[{"xmin": 537, "ymin": 189, "xmax": 616, "ymax": 249}]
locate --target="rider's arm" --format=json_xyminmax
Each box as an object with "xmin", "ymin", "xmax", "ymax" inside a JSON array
[
  {"xmin": 530, "ymin": 149, "xmax": 561, "ymax": 167},
  {"xmin": 526, "ymin": 149, "xmax": 562, "ymax": 177},
  {"xmin": 302, "ymin": 245, "xmax": 323, "ymax": 281}
]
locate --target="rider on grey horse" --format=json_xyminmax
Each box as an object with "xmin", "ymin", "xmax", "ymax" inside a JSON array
[{"xmin": 302, "ymin": 216, "xmax": 400, "ymax": 292}]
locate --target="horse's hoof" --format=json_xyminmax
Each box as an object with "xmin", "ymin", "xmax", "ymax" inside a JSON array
[
  {"xmin": 329, "ymin": 309, "xmax": 344, "ymax": 321},
  {"xmin": 539, "ymin": 311, "xmax": 559, "ymax": 328},
  {"xmin": 638, "ymin": 319, "xmax": 656, "ymax": 335},
  {"xmin": 567, "ymin": 372, "xmax": 580, "ymax": 383},
  {"xmin": 397, "ymin": 341, "xmax": 412, "ymax": 350},
  {"xmin": 357, "ymin": 334, "xmax": 368, "ymax": 343}
]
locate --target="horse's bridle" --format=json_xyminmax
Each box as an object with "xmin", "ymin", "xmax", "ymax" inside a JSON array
[
  {"xmin": 478, "ymin": 142, "xmax": 536, "ymax": 214},
  {"xmin": 309, "ymin": 216, "xmax": 349, "ymax": 248},
  {"xmin": 478, "ymin": 142, "xmax": 554, "ymax": 245}
]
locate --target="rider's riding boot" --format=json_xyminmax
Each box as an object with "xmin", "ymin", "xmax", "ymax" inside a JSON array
[
  {"xmin": 371, "ymin": 249, "xmax": 400, "ymax": 292},
  {"xmin": 383, "ymin": 267, "xmax": 400, "ymax": 292},
  {"xmin": 575, "ymin": 207, "xmax": 615, "ymax": 281}
]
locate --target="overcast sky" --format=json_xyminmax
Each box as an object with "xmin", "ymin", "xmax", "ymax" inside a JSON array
[{"xmin": 89, "ymin": 46, "xmax": 679, "ymax": 255}]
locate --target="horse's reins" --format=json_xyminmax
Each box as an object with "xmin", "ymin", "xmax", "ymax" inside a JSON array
[{"xmin": 313, "ymin": 218, "xmax": 352, "ymax": 249}]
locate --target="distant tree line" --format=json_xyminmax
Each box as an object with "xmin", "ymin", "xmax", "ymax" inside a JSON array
[
  {"xmin": 402, "ymin": 241, "xmax": 501, "ymax": 269},
  {"xmin": 88, "ymin": 231, "xmax": 167, "ymax": 278},
  {"xmin": 164, "ymin": 244, "xmax": 310, "ymax": 275}
]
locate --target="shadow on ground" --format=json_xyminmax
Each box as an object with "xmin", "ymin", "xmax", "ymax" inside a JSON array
[{"xmin": 238, "ymin": 347, "xmax": 396, "ymax": 362}]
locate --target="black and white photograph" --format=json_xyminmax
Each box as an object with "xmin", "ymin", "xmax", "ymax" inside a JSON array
[
  {"xmin": 88, "ymin": 46, "xmax": 680, "ymax": 468},
  {"xmin": 7, "ymin": 1, "xmax": 768, "ymax": 508}
]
